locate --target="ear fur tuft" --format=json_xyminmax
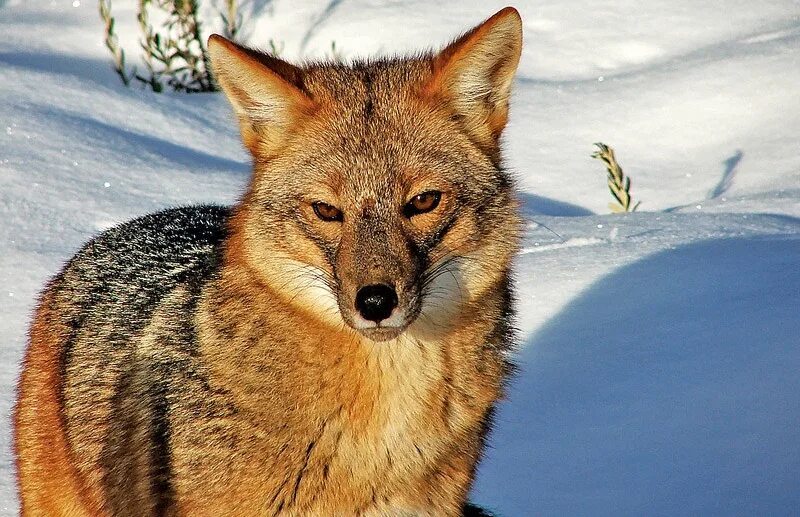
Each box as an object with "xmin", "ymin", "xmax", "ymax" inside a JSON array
[
  {"xmin": 207, "ymin": 34, "xmax": 316, "ymax": 155},
  {"xmin": 424, "ymin": 7, "xmax": 523, "ymax": 148}
]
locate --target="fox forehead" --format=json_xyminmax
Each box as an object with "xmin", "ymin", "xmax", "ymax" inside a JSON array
[
  {"xmin": 297, "ymin": 62, "xmax": 457, "ymax": 155},
  {"xmin": 299, "ymin": 58, "xmax": 432, "ymax": 108},
  {"xmin": 262, "ymin": 64, "xmax": 494, "ymax": 198}
]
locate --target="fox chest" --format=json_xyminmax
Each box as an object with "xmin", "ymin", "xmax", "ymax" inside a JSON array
[{"xmin": 173, "ymin": 340, "xmax": 467, "ymax": 515}]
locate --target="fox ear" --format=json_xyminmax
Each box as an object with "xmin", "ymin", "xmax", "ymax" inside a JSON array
[
  {"xmin": 424, "ymin": 7, "xmax": 523, "ymax": 150},
  {"xmin": 207, "ymin": 34, "xmax": 316, "ymax": 155}
]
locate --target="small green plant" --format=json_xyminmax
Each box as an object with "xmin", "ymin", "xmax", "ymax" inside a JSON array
[
  {"xmin": 138, "ymin": 0, "xmax": 215, "ymax": 92},
  {"xmin": 592, "ymin": 142, "xmax": 640, "ymax": 213},
  {"xmin": 99, "ymin": 2, "xmax": 342, "ymax": 92},
  {"xmin": 99, "ymin": 0, "xmax": 133, "ymax": 86},
  {"xmin": 99, "ymin": 0, "xmax": 229, "ymax": 92}
]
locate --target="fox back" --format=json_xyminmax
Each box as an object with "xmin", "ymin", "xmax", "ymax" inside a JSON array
[{"xmin": 14, "ymin": 7, "xmax": 523, "ymax": 517}]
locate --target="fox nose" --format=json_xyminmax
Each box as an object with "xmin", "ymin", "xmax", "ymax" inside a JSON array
[{"xmin": 355, "ymin": 284, "xmax": 398, "ymax": 323}]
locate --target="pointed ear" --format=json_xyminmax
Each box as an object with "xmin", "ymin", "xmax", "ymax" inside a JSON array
[
  {"xmin": 423, "ymin": 7, "xmax": 523, "ymax": 149},
  {"xmin": 207, "ymin": 34, "xmax": 316, "ymax": 155}
]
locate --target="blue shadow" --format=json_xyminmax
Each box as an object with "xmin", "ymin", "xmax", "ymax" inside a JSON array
[
  {"xmin": 473, "ymin": 232, "xmax": 800, "ymax": 515},
  {"xmin": 519, "ymin": 192, "xmax": 594, "ymax": 217}
]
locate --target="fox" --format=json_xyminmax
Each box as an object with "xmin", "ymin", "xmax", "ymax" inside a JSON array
[{"xmin": 14, "ymin": 6, "xmax": 523, "ymax": 517}]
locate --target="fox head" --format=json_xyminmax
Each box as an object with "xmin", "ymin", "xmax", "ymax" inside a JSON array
[{"xmin": 209, "ymin": 7, "xmax": 523, "ymax": 342}]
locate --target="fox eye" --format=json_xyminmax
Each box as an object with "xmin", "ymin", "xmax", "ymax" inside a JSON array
[
  {"xmin": 312, "ymin": 201, "xmax": 343, "ymax": 222},
  {"xmin": 404, "ymin": 191, "xmax": 442, "ymax": 217}
]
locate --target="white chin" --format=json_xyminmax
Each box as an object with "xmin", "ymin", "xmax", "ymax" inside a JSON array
[{"xmin": 358, "ymin": 326, "xmax": 405, "ymax": 342}]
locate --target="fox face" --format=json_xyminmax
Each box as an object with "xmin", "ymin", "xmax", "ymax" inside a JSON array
[{"xmin": 209, "ymin": 8, "xmax": 522, "ymax": 342}]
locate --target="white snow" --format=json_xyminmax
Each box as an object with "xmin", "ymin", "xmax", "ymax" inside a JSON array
[{"xmin": 1, "ymin": 0, "xmax": 799, "ymax": 515}]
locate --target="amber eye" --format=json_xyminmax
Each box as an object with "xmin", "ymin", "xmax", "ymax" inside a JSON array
[
  {"xmin": 404, "ymin": 191, "xmax": 442, "ymax": 218},
  {"xmin": 312, "ymin": 201, "xmax": 343, "ymax": 222}
]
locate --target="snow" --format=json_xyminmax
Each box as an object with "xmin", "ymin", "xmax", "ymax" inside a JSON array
[
  {"xmin": 482, "ymin": 229, "xmax": 800, "ymax": 515},
  {"xmin": 1, "ymin": 0, "xmax": 799, "ymax": 514}
]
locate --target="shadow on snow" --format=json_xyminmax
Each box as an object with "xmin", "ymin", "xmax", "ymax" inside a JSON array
[
  {"xmin": 29, "ymin": 107, "xmax": 249, "ymax": 174},
  {"xmin": 473, "ymin": 230, "xmax": 800, "ymax": 516}
]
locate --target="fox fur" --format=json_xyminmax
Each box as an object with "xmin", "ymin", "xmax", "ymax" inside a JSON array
[{"xmin": 14, "ymin": 7, "xmax": 524, "ymax": 517}]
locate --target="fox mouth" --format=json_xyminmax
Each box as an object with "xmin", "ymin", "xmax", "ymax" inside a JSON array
[
  {"xmin": 350, "ymin": 307, "xmax": 414, "ymax": 342},
  {"xmin": 358, "ymin": 325, "xmax": 405, "ymax": 342}
]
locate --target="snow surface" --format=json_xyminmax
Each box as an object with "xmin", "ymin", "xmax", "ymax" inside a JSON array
[{"xmin": 1, "ymin": 0, "xmax": 800, "ymax": 515}]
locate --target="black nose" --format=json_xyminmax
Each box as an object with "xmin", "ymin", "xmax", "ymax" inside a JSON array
[{"xmin": 355, "ymin": 284, "xmax": 398, "ymax": 323}]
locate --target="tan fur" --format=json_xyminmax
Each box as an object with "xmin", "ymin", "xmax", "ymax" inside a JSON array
[
  {"xmin": 15, "ymin": 289, "xmax": 108, "ymax": 517},
  {"xmin": 15, "ymin": 7, "xmax": 524, "ymax": 516},
  {"xmin": 168, "ymin": 259, "xmax": 508, "ymax": 515}
]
